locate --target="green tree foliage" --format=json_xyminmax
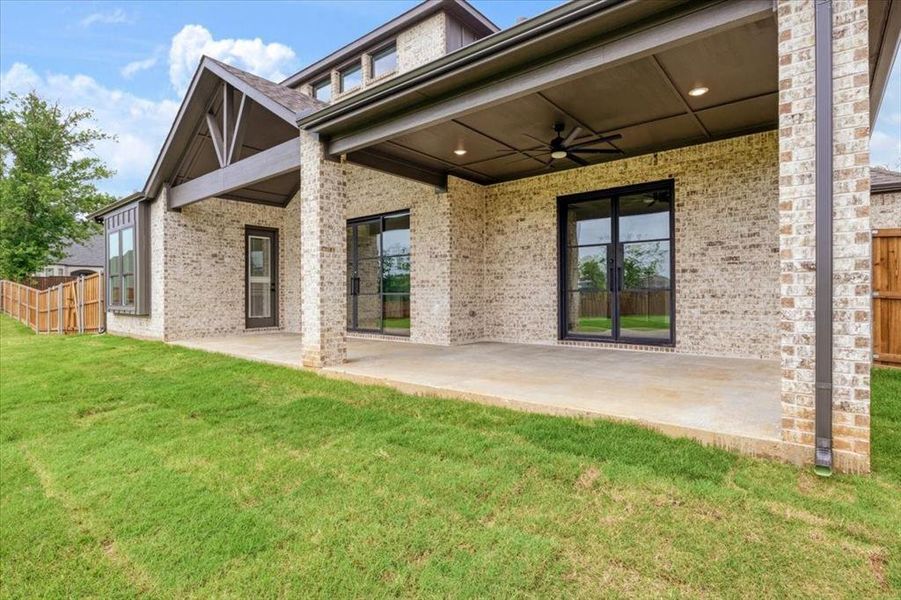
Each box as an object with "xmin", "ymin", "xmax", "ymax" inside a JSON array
[{"xmin": 0, "ymin": 92, "xmax": 115, "ymax": 280}]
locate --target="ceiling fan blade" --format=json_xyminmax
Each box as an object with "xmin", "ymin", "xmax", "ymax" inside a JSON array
[
  {"xmin": 569, "ymin": 133, "xmax": 623, "ymax": 149},
  {"xmin": 562, "ymin": 126, "xmax": 582, "ymax": 148},
  {"xmin": 569, "ymin": 148, "xmax": 623, "ymax": 154},
  {"xmin": 567, "ymin": 153, "xmax": 589, "ymax": 166}
]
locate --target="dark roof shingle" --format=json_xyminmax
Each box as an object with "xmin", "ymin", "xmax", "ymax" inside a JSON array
[{"xmin": 208, "ymin": 58, "xmax": 325, "ymax": 114}]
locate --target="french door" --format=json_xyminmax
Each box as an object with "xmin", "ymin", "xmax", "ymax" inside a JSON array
[
  {"xmin": 559, "ymin": 181, "xmax": 674, "ymax": 345},
  {"xmin": 346, "ymin": 211, "xmax": 411, "ymax": 336},
  {"xmin": 245, "ymin": 227, "xmax": 278, "ymax": 329}
]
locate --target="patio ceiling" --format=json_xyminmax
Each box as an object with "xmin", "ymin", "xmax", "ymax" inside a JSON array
[{"xmin": 302, "ymin": 0, "xmax": 899, "ymax": 188}]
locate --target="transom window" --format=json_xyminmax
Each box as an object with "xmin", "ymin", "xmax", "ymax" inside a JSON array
[
  {"xmin": 108, "ymin": 227, "xmax": 135, "ymax": 308},
  {"xmin": 370, "ymin": 44, "xmax": 397, "ymax": 78},
  {"xmin": 312, "ymin": 77, "xmax": 331, "ymax": 102},
  {"xmin": 339, "ymin": 62, "xmax": 362, "ymax": 93}
]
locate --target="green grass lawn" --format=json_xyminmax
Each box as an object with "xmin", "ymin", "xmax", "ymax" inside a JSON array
[
  {"xmin": 1, "ymin": 315, "xmax": 899, "ymax": 598},
  {"xmin": 576, "ymin": 314, "xmax": 670, "ymax": 333}
]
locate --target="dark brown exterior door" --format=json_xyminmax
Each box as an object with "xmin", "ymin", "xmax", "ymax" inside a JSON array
[{"xmin": 245, "ymin": 227, "xmax": 278, "ymax": 329}]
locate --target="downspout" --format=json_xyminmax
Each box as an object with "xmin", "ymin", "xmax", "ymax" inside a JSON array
[{"xmin": 814, "ymin": 0, "xmax": 833, "ymax": 476}]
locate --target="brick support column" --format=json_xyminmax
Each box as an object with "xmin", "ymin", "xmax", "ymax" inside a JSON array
[
  {"xmin": 777, "ymin": 0, "xmax": 871, "ymax": 472},
  {"xmin": 300, "ymin": 131, "xmax": 347, "ymax": 367}
]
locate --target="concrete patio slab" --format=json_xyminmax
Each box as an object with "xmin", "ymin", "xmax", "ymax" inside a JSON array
[{"xmin": 172, "ymin": 333, "xmax": 794, "ymax": 462}]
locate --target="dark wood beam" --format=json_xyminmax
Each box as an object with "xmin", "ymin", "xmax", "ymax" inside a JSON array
[
  {"xmin": 169, "ymin": 137, "xmax": 301, "ymax": 209},
  {"xmin": 205, "ymin": 112, "xmax": 226, "ymax": 168}
]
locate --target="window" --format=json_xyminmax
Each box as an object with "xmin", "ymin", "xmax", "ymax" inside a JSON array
[
  {"xmin": 339, "ymin": 62, "xmax": 362, "ymax": 93},
  {"xmin": 312, "ymin": 77, "xmax": 331, "ymax": 103},
  {"xmin": 104, "ymin": 200, "xmax": 149, "ymax": 315},
  {"xmin": 108, "ymin": 227, "xmax": 134, "ymax": 307},
  {"xmin": 370, "ymin": 44, "xmax": 397, "ymax": 78}
]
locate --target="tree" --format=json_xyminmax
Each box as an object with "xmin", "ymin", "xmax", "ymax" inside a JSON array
[{"xmin": 0, "ymin": 92, "xmax": 115, "ymax": 281}]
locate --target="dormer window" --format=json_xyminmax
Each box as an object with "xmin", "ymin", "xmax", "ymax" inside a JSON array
[
  {"xmin": 371, "ymin": 43, "xmax": 397, "ymax": 79},
  {"xmin": 312, "ymin": 78, "xmax": 331, "ymax": 103},
  {"xmin": 339, "ymin": 62, "xmax": 362, "ymax": 93}
]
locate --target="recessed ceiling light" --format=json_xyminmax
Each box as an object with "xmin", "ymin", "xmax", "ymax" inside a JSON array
[
  {"xmin": 453, "ymin": 148, "xmax": 467, "ymax": 156},
  {"xmin": 688, "ymin": 86, "xmax": 709, "ymax": 97}
]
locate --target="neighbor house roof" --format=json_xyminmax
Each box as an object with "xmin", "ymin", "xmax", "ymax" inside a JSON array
[
  {"xmin": 872, "ymin": 166, "xmax": 901, "ymax": 194},
  {"xmin": 55, "ymin": 233, "xmax": 105, "ymax": 267}
]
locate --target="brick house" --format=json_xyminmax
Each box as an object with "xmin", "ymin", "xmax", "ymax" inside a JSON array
[{"xmin": 91, "ymin": 0, "xmax": 901, "ymax": 473}]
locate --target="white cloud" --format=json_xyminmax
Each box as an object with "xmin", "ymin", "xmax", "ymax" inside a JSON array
[
  {"xmin": 168, "ymin": 24, "xmax": 297, "ymax": 94},
  {"xmin": 121, "ymin": 56, "xmax": 158, "ymax": 79},
  {"xmin": 0, "ymin": 62, "xmax": 179, "ymax": 196},
  {"xmin": 80, "ymin": 8, "xmax": 130, "ymax": 28}
]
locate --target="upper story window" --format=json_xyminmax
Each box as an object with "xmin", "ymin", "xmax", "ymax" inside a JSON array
[
  {"xmin": 370, "ymin": 44, "xmax": 397, "ymax": 79},
  {"xmin": 339, "ymin": 61, "xmax": 362, "ymax": 93},
  {"xmin": 312, "ymin": 77, "xmax": 331, "ymax": 103}
]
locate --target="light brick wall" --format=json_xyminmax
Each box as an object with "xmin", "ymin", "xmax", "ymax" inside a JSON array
[
  {"xmin": 164, "ymin": 196, "xmax": 301, "ymax": 339},
  {"xmin": 872, "ymin": 191, "xmax": 901, "ymax": 228},
  {"xmin": 107, "ymin": 188, "xmax": 302, "ymax": 341},
  {"xmin": 300, "ymin": 132, "xmax": 347, "ymax": 367},
  {"xmin": 777, "ymin": 0, "xmax": 871, "ymax": 472},
  {"xmin": 484, "ymin": 132, "xmax": 780, "ymax": 359},
  {"xmin": 397, "ymin": 11, "xmax": 447, "ymax": 72}
]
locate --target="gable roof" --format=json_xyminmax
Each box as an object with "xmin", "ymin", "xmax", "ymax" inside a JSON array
[
  {"xmin": 872, "ymin": 166, "xmax": 901, "ymax": 194},
  {"xmin": 142, "ymin": 57, "xmax": 324, "ymax": 199}
]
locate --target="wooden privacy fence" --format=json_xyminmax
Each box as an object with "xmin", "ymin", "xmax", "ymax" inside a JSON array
[
  {"xmin": 0, "ymin": 274, "xmax": 105, "ymax": 334},
  {"xmin": 873, "ymin": 228, "xmax": 901, "ymax": 366}
]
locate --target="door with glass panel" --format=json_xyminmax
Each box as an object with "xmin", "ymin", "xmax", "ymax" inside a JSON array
[
  {"xmin": 560, "ymin": 181, "xmax": 674, "ymax": 344},
  {"xmin": 245, "ymin": 228, "xmax": 277, "ymax": 329},
  {"xmin": 346, "ymin": 211, "xmax": 411, "ymax": 336}
]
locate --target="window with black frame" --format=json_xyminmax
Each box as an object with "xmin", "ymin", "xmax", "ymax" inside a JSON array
[
  {"xmin": 559, "ymin": 181, "xmax": 674, "ymax": 345},
  {"xmin": 107, "ymin": 226, "xmax": 135, "ymax": 308},
  {"xmin": 346, "ymin": 211, "xmax": 410, "ymax": 336}
]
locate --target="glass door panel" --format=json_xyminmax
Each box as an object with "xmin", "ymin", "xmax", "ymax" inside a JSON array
[
  {"xmin": 618, "ymin": 241, "xmax": 672, "ymax": 341},
  {"xmin": 564, "ymin": 198, "xmax": 613, "ymax": 338},
  {"xmin": 561, "ymin": 184, "xmax": 673, "ymax": 344},
  {"xmin": 347, "ymin": 212, "xmax": 411, "ymax": 336},
  {"xmin": 246, "ymin": 228, "xmax": 277, "ymax": 328}
]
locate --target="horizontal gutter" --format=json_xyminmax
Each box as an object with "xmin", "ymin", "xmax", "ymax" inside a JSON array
[
  {"xmin": 872, "ymin": 181, "xmax": 901, "ymax": 194},
  {"xmin": 296, "ymin": 0, "xmax": 630, "ymax": 128}
]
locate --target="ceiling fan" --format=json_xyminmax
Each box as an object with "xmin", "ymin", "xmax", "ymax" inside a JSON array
[{"xmin": 519, "ymin": 123, "xmax": 623, "ymax": 166}]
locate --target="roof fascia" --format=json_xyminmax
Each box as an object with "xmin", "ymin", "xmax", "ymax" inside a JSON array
[
  {"xmin": 296, "ymin": 0, "xmax": 631, "ymax": 129},
  {"xmin": 280, "ymin": 0, "xmax": 498, "ymax": 88},
  {"xmin": 320, "ymin": 0, "xmax": 773, "ymax": 155},
  {"xmin": 870, "ymin": 0, "xmax": 901, "ymax": 128}
]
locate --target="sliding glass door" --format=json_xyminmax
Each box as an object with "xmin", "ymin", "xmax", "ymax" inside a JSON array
[
  {"xmin": 347, "ymin": 211, "xmax": 411, "ymax": 336},
  {"xmin": 559, "ymin": 181, "xmax": 674, "ymax": 344}
]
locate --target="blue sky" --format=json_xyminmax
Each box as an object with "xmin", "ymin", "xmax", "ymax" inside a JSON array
[{"xmin": 1, "ymin": 0, "xmax": 899, "ymax": 196}]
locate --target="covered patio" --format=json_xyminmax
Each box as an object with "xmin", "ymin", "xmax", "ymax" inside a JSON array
[{"xmin": 171, "ymin": 333, "xmax": 794, "ymax": 462}]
